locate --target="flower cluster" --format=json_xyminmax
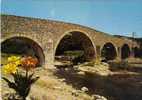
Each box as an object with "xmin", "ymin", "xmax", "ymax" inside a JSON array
[
  {"xmin": 2, "ymin": 55, "xmax": 39, "ymax": 100},
  {"xmin": 21, "ymin": 56, "xmax": 38, "ymax": 71},
  {"xmin": 2, "ymin": 56, "xmax": 39, "ymax": 74},
  {"xmin": 8, "ymin": 56, "xmax": 20, "ymax": 63},
  {"xmin": 2, "ymin": 56, "xmax": 21, "ymax": 74}
]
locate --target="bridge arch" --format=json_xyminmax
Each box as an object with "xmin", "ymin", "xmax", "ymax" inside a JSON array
[
  {"xmin": 101, "ymin": 42, "xmax": 117, "ymax": 61},
  {"xmin": 121, "ymin": 44, "xmax": 130, "ymax": 59},
  {"xmin": 1, "ymin": 35, "xmax": 45, "ymax": 66},
  {"xmin": 54, "ymin": 30, "xmax": 96, "ymax": 63}
]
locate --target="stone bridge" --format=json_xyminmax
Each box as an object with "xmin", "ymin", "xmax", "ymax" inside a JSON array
[{"xmin": 1, "ymin": 15, "xmax": 140, "ymax": 68}]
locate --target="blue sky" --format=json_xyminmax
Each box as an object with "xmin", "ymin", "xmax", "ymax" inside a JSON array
[{"xmin": 1, "ymin": 0, "xmax": 142, "ymax": 37}]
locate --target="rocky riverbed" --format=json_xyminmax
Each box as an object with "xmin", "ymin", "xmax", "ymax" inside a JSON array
[{"xmin": 2, "ymin": 60, "xmax": 142, "ymax": 100}]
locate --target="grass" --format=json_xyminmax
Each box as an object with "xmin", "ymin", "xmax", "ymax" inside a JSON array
[{"xmin": 64, "ymin": 50, "xmax": 84, "ymax": 58}]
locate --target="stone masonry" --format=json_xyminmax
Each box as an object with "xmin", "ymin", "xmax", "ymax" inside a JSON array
[{"xmin": 1, "ymin": 14, "xmax": 140, "ymax": 68}]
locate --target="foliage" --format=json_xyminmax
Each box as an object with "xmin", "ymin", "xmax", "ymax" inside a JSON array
[
  {"xmin": 2, "ymin": 56, "xmax": 39, "ymax": 100},
  {"xmin": 1, "ymin": 41, "xmax": 26, "ymax": 54},
  {"xmin": 109, "ymin": 60, "xmax": 129, "ymax": 71},
  {"xmin": 83, "ymin": 58, "xmax": 101, "ymax": 67},
  {"xmin": 64, "ymin": 50, "xmax": 85, "ymax": 64},
  {"xmin": 64, "ymin": 50, "xmax": 84, "ymax": 58}
]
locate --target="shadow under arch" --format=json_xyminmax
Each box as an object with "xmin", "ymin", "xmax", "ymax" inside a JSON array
[
  {"xmin": 1, "ymin": 36, "xmax": 45, "ymax": 66},
  {"xmin": 121, "ymin": 44, "xmax": 130, "ymax": 59},
  {"xmin": 54, "ymin": 31, "xmax": 96, "ymax": 63},
  {"xmin": 133, "ymin": 46, "xmax": 139, "ymax": 58},
  {"xmin": 101, "ymin": 42, "xmax": 117, "ymax": 61}
]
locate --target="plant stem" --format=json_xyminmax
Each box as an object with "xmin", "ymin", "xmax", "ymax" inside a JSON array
[{"xmin": 26, "ymin": 70, "xmax": 28, "ymax": 78}]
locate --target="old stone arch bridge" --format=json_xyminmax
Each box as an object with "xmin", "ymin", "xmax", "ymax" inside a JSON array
[{"xmin": 1, "ymin": 15, "xmax": 139, "ymax": 68}]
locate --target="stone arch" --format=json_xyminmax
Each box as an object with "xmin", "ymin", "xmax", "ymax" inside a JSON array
[
  {"xmin": 1, "ymin": 35, "xmax": 45, "ymax": 66},
  {"xmin": 101, "ymin": 42, "xmax": 117, "ymax": 61},
  {"xmin": 54, "ymin": 30, "xmax": 96, "ymax": 63},
  {"xmin": 121, "ymin": 44, "xmax": 130, "ymax": 59}
]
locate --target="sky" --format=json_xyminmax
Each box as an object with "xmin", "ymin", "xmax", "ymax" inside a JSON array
[{"xmin": 1, "ymin": 0, "xmax": 142, "ymax": 37}]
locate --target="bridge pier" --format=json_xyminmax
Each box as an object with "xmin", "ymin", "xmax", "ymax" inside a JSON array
[
  {"xmin": 130, "ymin": 48, "xmax": 135, "ymax": 58},
  {"xmin": 96, "ymin": 45, "xmax": 102, "ymax": 61},
  {"xmin": 116, "ymin": 47, "xmax": 122, "ymax": 60},
  {"xmin": 44, "ymin": 39, "xmax": 55, "ymax": 69}
]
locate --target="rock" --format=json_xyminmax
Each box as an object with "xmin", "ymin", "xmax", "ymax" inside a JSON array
[
  {"xmin": 81, "ymin": 87, "xmax": 88, "ymax": 92},
  {"xmin": 77, "ymin": 71, "xmax": 85, "ymax": 75},
  {"xmin": 26, "ymin": 96, "xmax": 31, "ymax": 100},
  {"xmin": 72, "ymin": 90, "xmax": 78, "ymax": 97},
  {"xmin": 73, "ymin": 65, "xmax": 79, "ymax": 69},
  {"xmin": 92, "ymin": 94, "xmax": 107, "ymax": 100},
  {"xmin": 59, "ymin": 78, "xmax": 65, "ymax": 82},
  {"xmin": 53, "ymin": 86, "xmax": 62, "ymax": 90},
  {"xmin": 65, "ymin": 68, "xmax": 68, "ymax": 71},
  {"xmin": 101, "ymin": 62, "xmax": 109, "ymax": 66},
  {"xmin": 2, "ymin": 93, "xmax": 23, "ymax": 100},
  {"xmin": 78, "ymin": 62, "xmax": 110, "ymax": 76}
]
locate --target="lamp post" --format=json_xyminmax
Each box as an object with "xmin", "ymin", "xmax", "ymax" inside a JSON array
[{"xmin": 131, "ymin": 32, "xmax": 136, "ymax": 58}]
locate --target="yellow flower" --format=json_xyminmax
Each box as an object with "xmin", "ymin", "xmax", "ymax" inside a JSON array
[
  {"xmin": 15, "ymin": 60, "xmax": 21, "ymax": 66},
  {"xmin": 2, "ymin": 63, "xmax": 17, "ymax": 74},
  {"xmin": 2, "ymin": 56, "xmax": 21, "ymax": 74},
  {"xmin": 8, "ymin": 56, "xmax": 21, "ymax": 66},
  {"xmin": 8, "ymin": 56, "xmax": 20, "ymax": 63}
]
